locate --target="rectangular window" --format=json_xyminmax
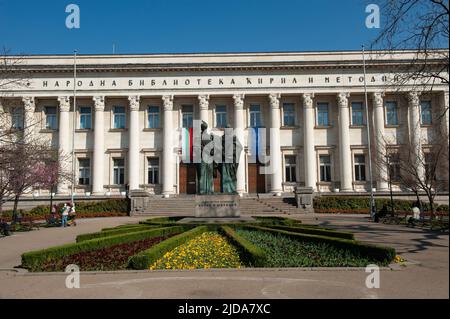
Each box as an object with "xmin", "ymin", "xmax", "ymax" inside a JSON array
[
  {"xmin": 385, "ymin": 101, "xmax": 399, "ymax": 126},
  {"xmin": 351, "ymin": 102, "xmax": 364, "ymax": 126},
  {"xmin": 424, "ymin": 153, "xmax": 436, "ymax": 181},
  {"xmin": 283, "ymin": 103, "xmax": 295, "ymax": 127},
  {"xmin": 79, "ymin": 107, "xmax": 92, "ymax": 129},
  {"xmin": 113, "ymin": 106, "xmax": 126, "ymax": 129},
  {"xmin": 147, "ymin": 106, "xmax": 160, "ymax": 128},
  {"xmin": 45, "ymin": 106, "xmax": 57, "ymax": 130},
  {"xmin": 354, "ymin": 154, "xmax": 366, "ymax": 181},
  {"xmin": 113, "ymin": 158, "xmax": 125, "ymax": 185},
  {"xmin": 388, "ymin": 154, "xmax": 401, "ymax": 181},
  {"xmin": 420, "ymin": 100, "xmax": 432, "ymax": 125},
  {"xmin": 182, "ymin": 105, "xmax": 193, "ymax": 128},
  {"xmin": 11, "ymin": 107, "xmax": 24, "ymax": 129},
  {"xmin": 249, "ymin": 104, "xmax": 261, "ymax": 128},
  {"xmin": 285, "ymin": 155, "xmax": 297, "ymax": 182},
  {"xmin": 147, "ymin": 157, "xmax": 159, "ymax": 184},
  {"xmin": 215, "ymin": 105, "xmax": 227, "ymax": 128},
  {"xmin": 319, "ymin": 155, "xmax": 332, "ymax": 182},
  {"xmin": 317, "ymin": 103, "xmax": 329, "ymax": 127},
  {"xmin": 78, "ymin": 159, "xmax": 91, "ymax": 185}
]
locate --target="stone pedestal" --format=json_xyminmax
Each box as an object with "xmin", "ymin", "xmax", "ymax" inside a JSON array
[
  {"xmin": 294, "ymin": 186, "xmax": 314, "ymax": 210},
  {"xmin": 195, "ymin": 194, "xmax": 240, "ymax": 218},
  {"xmin": 129, "ymin": 190, "xmax": 150, "ymax": 216}
]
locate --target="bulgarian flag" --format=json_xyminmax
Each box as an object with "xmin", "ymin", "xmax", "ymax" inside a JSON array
[{"xmin": 181, "ymin": 127, "xmax": 194, "ymax": 163}]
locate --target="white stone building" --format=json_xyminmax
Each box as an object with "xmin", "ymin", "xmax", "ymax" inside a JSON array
[{"xmin": 0, "ymin": 50, "xmax": 448, "ymax": 198}]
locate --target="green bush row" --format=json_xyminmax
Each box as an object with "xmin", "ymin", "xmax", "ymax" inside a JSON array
[
  {"xmin": 140, "ymin": 216, "xmax": 186, "ymax": 225},
  {"xmin": 21, "ymin": 226, "xmax": 185, "ymax": 272},
  {"xmin": 313, "ymin": 196, "xmax": 449, "ymax": 212},
  {"xmin": 101, "ymin": 224, "xmax": 145, "ymax": 232},
  {"xmin": 246, "ymin": 225, "xmax": 396, "ymax": 263},
  {"xmin": 220, "ymin": 226, "xmax": 266, "ymax": 267},
  {"xmin": 128, "ymin": 226, "xmax": 208, "ymax": 270},
  {"xmin": 268, "ymin": 225, "xmax": 355, "ymax": 240},
  {"xmin": 252, "ymin": 216, "xmax": 302, "ymax": 226},
  {"xmin": 76, "ymin": 225, "xmax": 159, "ymax": 242}
]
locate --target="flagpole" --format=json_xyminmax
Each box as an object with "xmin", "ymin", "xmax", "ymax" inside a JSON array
[
  {"xmin": 362, "ymin": 45, "xmax": 376, "ymax": 221},
  {"xmin": 71, "ymin": 50, "xmax": 77, "ymax": 206}
]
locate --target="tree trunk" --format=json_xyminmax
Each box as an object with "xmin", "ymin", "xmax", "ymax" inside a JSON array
[{"xmin": 12, "ymin": 194, "xmax": 20, "ymax": 224}]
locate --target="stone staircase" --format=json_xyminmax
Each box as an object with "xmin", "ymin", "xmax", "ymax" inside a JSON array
[{"xmin": 132, "ymin": 195, "xmax": 300, "ymax": 216}]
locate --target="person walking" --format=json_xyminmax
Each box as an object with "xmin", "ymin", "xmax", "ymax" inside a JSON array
[{"xmin": 61, "ymin": 203, "xmax": 69, "ymax": 228}]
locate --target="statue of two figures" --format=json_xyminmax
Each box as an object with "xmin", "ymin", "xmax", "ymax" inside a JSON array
[{"xmin": 197, "ymin": 121, "xmax": 243, "ymax": 195}]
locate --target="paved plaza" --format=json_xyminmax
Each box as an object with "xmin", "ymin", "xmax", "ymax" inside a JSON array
[{"xmin": 0, "ymin": 214, "xmax": 448, "ymax": 299}]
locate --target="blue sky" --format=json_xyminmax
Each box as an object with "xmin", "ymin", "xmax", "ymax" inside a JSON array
[{"xmin": 0, "ymin": 0, "xmax": 382, "ymax": 55}]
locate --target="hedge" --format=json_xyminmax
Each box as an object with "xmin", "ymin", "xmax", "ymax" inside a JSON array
[
  {"xmin": 267, "ymin": 225, "xmax": 355, "ymax": 240},
  {"xmin": 140, "ymin": 216, "xmax": 186, "ymax": 225},
  {"xmin": 101, "ymin": 224, "xmax": 149, "ymax": 232},
  {"xmin": 128, "ymin": 226, "xmax": 208, "ymax": 270},
  {"xmin": 21, "ymin": 226, "xmax": 186, "ymax": 272},
  {"xmin": 220, "ymin": 226, "xmax": 266, "ymax": 267},
  {"xmin": 245, "ymin": 225, "xmax": 396, "ymax": 263},
  {"xmin": 76, "ymin": 225, "xmax": 159, "ymax": 242},
  {"xmin": 252, "ymin": 216, "xmax": 302, "ymax": 226}
]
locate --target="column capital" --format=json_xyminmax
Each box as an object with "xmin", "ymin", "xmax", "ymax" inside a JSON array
[
  {"xmin": 57, "ymin": 96, "xmax": 71, "ymax": 112},
  {"xmin": 268, "ymin": 93, "xmax": 281, "ymax": 109},
  {"xmin": 372, "ymin": 92, "xmax": 385, "ymax": 108},
  {"xmin": 407, "ymin": 91, "xmax": 421, "ymax": 106},
  {"xmin": 162, "ymin": 95, "xmax": 174, "ymax": 111},
  {"xmin": 128, "ymin": 95, "xmax": 141, "ymax": 112},
  {"xmin": 93, "ymin": 96, "xmax": 105, "ymax": 111},
  {"xmin": 22, "ymin": 96, "xmax": 35, "ymax": 113},
  {"xmin": 337, "ymin": 92, "xmax": 350, "ymax": 108},
  {"xmin": 198, "ymin": 94, "xmax": 210, "ymax": 111},
  {"xmin": 233, "ymin": 94, "xmax": 245, "ymax": 110},
  {"xmin": 302, "ymin": 93, "xmax": 315, "ymax": 108}
]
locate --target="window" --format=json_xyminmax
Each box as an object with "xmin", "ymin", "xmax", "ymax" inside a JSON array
[
  {"xmin": 147, "ymin": 106, "xmax": 160, "ymax": 128},
  {"xmin": 147, "ymin": 157, "xmax": 159, "ymax": 184},
  {"xmin": 45, "ymin": 106, "xmax": 57, "ymax": 130},
  {"xmin": 79, "ymin": 107, "xmax": 92, "ymax": 129},
  {"xmin": 354, "ymin": 154, "xmax": 366, "ymax": 181},
  {"xmin": 285, "ymin": 156, "xmax": 297, "ymax": 182},
  {"xmin": 317, "ymin": 103, "xmax": 329, "ymax": 126},
  {"xmin": 215, "ymin": 105, "xmax": 227, "ymax": 128},
  {"xmin": 11, "ymin": 107, "xmax": 23, "ymax": 129},
  {"xmin": 319, "ymin": 155, "xmax": 332, "ymax": 182},
  {"xmin": 424, "ymin": 153, "xmax": 436, "ymax": 181},
  {"xmin": 420, "ymin": 100, "xmax": 432, "ymax": 125},
  {"xmin": 113, "ymin": 106, "xmax": 126, "ymax": 129},
  {"xmin": 388, "ymin": 154, "xmax": 401, "ymax": 181},
  {"xmin": 78, "ymin": 159, "xmax": 91, "ymax": 185},
  {"xmin": 283, "ymin": 103, "xmax": 295, "ymax": 127},
  {"xmin": 182, "ymin": 105, "xmax": 193, "ymax": 128},
  {"xmin": 249, "ymin": 104, "xmax": 261, "ymax": 128},
  {"xmin": 113, "ymin": 158, "xmax": 125, "ymax": 185},
  {"xmin": 385, "ymin": 101, "xmax": 399, "ymax": 126},
  {"xmin": 351, "ymin": 102, "xmax": 364, "ymax": 126}
]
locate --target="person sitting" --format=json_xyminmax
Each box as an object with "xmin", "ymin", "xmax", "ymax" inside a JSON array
[{"xmin": 0, "ymin": 218, "xmax": 10, "ymax": 236}]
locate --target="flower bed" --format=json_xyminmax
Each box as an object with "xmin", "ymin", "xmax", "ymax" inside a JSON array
[
  {"xmin": 235, "ymin": 228, "xmax": 392, "ymax": 267},
  {"xmin": 39, "ymin": 234, "xmax": 179, "ymax": 272},
  {"xmin": 149, "ymin": 231, "xmax": 242, "ymax": 270}
]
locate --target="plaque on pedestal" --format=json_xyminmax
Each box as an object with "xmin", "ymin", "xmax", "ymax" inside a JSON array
[{"xmin": 195, "ymin": 194, "xmax": 240, "ymax": 218}]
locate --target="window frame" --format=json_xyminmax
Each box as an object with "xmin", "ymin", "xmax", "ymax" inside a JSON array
[
  {"xmin": 385, "ymin": 101, "xmax": 399, "ymax": 127},
  {"xmin": 112, "ymin": 106, "xmax": 126, "ymax": 129},
  {"xmin": 249, "ymin": 104, "xmax": 262, "ymax": 128},
  {"xmin": 113, "ymin": 158, "xmax": 125, "ymax": 185},
  {"xmin": 316, "ymin": 102, "xmax": 330, "ymax": 127},
  {"xmin": 79, "ymin": 106, "xmax": 92, "ymax": 130},
  {"xmin": 420, "ymin": 100, "xmax": 432, "ymax": 126},
  {"xmin": 147, "ymin": 157, "xmax": 160, "ymax": 185},
  {"xmin": 282, "ymin": 102, "xmax": 296, "ymax": 127},
  {"xmin": 350, "ymin": 101, "xmax": 365, "ymax": 127},
  {"xmin": 147, "ymin": 105, "xmax": 160, "ymax": 129},
  {"xmin": 319, "ymin": 154, "xmax": 332, "ymax": 182},
  {"xmin": 78, "ymin": 158, "xmax": 91, "ymax": 186},
  {"xmin": 215, "ymin": 104, "xmax": 228, "ymax": 128},
  {"xmin": 11, "ymin": 107, "xmax": 24, "ymax": 130},
  {"xmin": 353, "ymin": 154, "xmax": 367, "ymax": 182},
  {"xmin": 284, "ymin": 155, "xmax": 297, "ymax": 183}
]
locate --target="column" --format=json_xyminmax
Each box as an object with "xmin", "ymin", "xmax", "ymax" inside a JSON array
[
  {"xmin": 57, "ymin": 96, "xmax": 71, "ymax": 194},
  {"xmin": 162, "ymin": 95, "xmax": 175, "ymax": 198},
  {"xmin": 22, "ymin": 97, "xmax": 35, "ymax": 142},
  {"xmin": 372, "ymin": 92, "xmax": 389, "ymax": 191},
  {"xmin": 337, "ymin": 92, "xmax": 353, "ymax": 192},
  {"xmin": 128, "ymin": 95, "xmax": 140, "ymax": 191},
  {"xmin": 441, "ymin": 91, "xmax": 449, "ymax": 140},
  {"xmin": 198, "ymin": 95, "xmax": 209, "ymax": 125},
  {"xmin": 302, "ymin": 93, "xmax": 316, "ymax": 190},
  {"xmin": 233, "ymin": 94, "xmax": 246, "ymax": 195},
  {"xmin": 92, "ymin": 96, "xmax": 105, "ymax": 195},
  {"xmin": 268, "ymin": 93, "xmax": 283, "ymax": 195},
  {"xmin": 407, "ymin": 91, "xmax": 425, "ymax": 181}
]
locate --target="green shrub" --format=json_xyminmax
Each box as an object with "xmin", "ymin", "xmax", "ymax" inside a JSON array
[
  {"xmin": 140, "ymin": 216, "xmax": 185, "ymax": 225},
  {"xmin": 128, "ymin": 226, "xmax": 208, "ymax": 270},
  {"xmin": 76, "ymin": 225, "xmax": 160, "ymax": 242},
  {"xmin": 21, "ymin": 226, "xmax": 186, "ymax": 272},
  {"xmin": 101, "ymin": 224, "xmax": 146, "ymax": 232},
  {"xmin": 246, "ymin": 225, "xmax": 396, "ymax": 263},
  {"xmin": 268, "ymin": 225, "xmax": 355, "ymax": 240},
  {"xmin": 252, "ymin": 216, "xmax": 302, "ymax": 226},
  {"xmin": 220, "ymin": 226, "xmax": 266, "ymax": 267}
]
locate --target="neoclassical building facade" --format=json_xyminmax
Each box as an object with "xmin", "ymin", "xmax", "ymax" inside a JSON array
[{"xmin": 0, "ymin": 50, "xmax": 448, "ymax": 198}]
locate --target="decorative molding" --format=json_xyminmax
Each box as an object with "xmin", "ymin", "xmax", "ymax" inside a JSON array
[
  {"xmin": 268, "ymin": 93, "xmax": 281, "ymax": 109},
  {"xmin": 337, "ymin": 92, "xmax": 350, "ymax": 108},
  {"xmin": 407, "ymin": 91, "xmax": 421, "ymax": 107},
  {"xmin": 372, "ymin": 92, "xmax": 384, "ymax": 108},
  {"xmin": 22, "ymin": 96, "xmax": 35, "ymax": 113},
  {"xmin": 128, "ymin": 95, "xmax": 140, "ymax": 111},
  {"xmin": 232, "ymin": 94, "xmax": 245, "ymax": 110},
  {"xmin": 93, "ymin": 96, "xmax": 105, "ymax": 111},
  {"xmin": 302, "ymin": 93, "xmax": 315, "ymax": 109},
  {"xmin": 198, "ymin": 94, "xmax": 210, "ymax": 111},
  {"xmin": 57, "ymin": 96, "xmax": 71, "ymax": 112},
  {"xmin": 162, "ymin": 95, "xmax": 174, "ymax": 111}
]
